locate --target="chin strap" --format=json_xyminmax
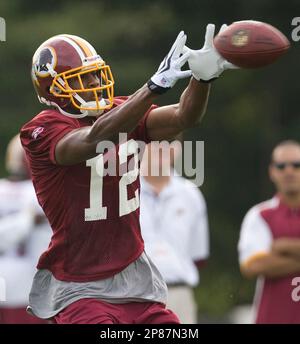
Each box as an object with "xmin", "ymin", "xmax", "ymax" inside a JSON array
[
  {"xmin": 39, "ymin": 96, "xmax": 106, "ymax": 118},
  {"xmin": 80, "ymin": 99, "xmax": 107, "ymax": 117}
]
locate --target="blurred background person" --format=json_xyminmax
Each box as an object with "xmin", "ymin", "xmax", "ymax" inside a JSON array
[
  {"xmin": 0, "ymin": 135, "xmax": 51, "ymax": 324},
  {"xmin": 140, "ymin": 139, "xmax": 209, "ymax": 324},
  {"xmin": 238, "ymin": 140, "xmax": 300, "ymax": 324}
]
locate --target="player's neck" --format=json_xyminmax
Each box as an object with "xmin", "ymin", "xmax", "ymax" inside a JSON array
[
  {"xmin": 279, "ymin": 192, "xmax": 300, "ymax": 209},
  {"xmin": 143, "ymin": 175, "xmax": 171, "ymax": 195}
]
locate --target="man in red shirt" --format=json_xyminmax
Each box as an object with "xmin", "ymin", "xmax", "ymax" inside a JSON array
[
  {"xmin": 21, "ymin": 27, "xmax": 237, "ymax": 324},
  {"xmin": 239, "ymin": 140, "xmax": 300, "ymax": 323}
]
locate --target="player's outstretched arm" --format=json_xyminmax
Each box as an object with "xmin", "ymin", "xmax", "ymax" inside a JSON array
[
  {"xmin": 55, "ymin": 85, "xmax": 158, "ymax": 165},
  {"xmin": 55, "ymin": 32, "xmax": 191, "ymax": 165},
  {"xmin": 146, "ymin": 78, "xmax": 210, "ymax": 141}
]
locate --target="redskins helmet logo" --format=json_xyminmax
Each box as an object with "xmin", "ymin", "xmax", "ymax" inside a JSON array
[
  {"xmin": 231, "ymin": 30, "xmax": 250, "ymax": 47},
  {"xmin": 33, "ymin": 47, "xmax": 57, "ymax": 77}
]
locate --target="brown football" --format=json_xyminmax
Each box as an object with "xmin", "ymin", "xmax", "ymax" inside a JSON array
[{"xmin": 213, "ymin": 20, "xmax": 290, "ymax": 68}]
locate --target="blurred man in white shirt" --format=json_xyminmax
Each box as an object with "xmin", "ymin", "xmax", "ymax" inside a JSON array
[{"xmin": 140, "ymin": 140, "xmax": 209, "ymax": 324}]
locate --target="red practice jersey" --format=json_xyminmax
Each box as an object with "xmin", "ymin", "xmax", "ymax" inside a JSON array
[
  {"xmin": 257, "ymin": 199, "xmax": 300, "ymax": 323},
  {"xmin": 20, "ymin": 97, "xmax": 155, "ymax": 282},
  {"xmin": 239, "ymin": 196, "xmax": 300, "ymax": 323}
]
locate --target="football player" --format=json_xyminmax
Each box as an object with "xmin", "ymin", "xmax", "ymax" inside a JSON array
[{"xmin": 20, "ymin": 24, "xmax": 236, "ymax": 324}]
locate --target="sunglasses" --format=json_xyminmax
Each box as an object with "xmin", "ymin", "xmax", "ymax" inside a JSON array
[{"xmin": 272, "ymin": 161, "xmax": 300, "ymax": 170}]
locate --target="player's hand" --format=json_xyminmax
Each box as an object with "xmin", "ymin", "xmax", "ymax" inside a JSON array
[
  {"xmin": 183, "ymin": 24, "xmax": 239, "ymax": 82},
  {"xmin": 147, "ymin": 31, "xmax": 192, "ymax": 94}
]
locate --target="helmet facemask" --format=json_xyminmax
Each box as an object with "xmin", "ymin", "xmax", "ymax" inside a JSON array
[{"xmin": 50, "ymin": 56, "xmax": 114, "ymax": 117}]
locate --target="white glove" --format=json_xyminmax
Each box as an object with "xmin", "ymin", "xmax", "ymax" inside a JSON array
[
  {"xmin": 148, "ymin": 31, "xmax": 192, "ymax": 94},
  {"xmin": 183, "ymin": 24, "xmax": 239, "ymax": 82}
]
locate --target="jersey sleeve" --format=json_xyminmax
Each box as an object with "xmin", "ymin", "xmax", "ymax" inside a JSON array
[
  {"xmin": 238, "ymin": 206, "xmax": 273, "ymax": 266},
  {"xmin": 188, "ymin": 186, "xmax": 210, "ymax": 262},
  {"xmin": 20, "ymin": 112, "xmax": 79, "ymax": 165}
]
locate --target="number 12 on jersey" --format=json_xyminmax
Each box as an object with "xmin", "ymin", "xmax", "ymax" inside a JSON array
[{"xmin": 85, "ymin": 139, "xmax": 140, "ymax": 221}]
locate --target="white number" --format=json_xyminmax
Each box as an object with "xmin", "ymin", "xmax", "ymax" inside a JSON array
[
  {"xmin": 85, "ymin": 140, "xmax": 139, "ymax": 221},
  {"xmin": 119, "ymin": 140, "xmax": 140, "ymax": 216},
  {"xmin": 85, "ymin": 154, "xmax": 107, "ymax": 221}
]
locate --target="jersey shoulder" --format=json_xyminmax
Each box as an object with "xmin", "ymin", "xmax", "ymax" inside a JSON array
[
  {"xmin": 251, "ymin": 197, "xmax": 279, "ymax": 215},
  {"xmin": 22, "ymin": 109, "xmax": 79, "ymax": 131},
  {"xmin": 243, "ymin": 197, "xmax": 279, "ymax": 224},
  {"xmin": 20, "ymin": 110, "xmax": 80, "ymax": 145}
]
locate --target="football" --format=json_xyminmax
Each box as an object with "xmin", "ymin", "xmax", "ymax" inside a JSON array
[{"xmin": 214, "ymin": 20, "xmax": 290, "ymax": 68}]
